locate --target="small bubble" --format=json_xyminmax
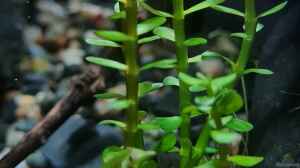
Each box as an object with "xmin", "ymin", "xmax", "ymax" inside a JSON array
[{"xmin": 14, "ymin": 78, "xmax": 19, "ymax": 81}]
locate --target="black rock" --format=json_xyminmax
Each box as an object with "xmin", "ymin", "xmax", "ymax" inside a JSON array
[
  {"xmin": 42, "ymin": 115, "xmax": 123, "ymax": 168},
  {"xmin": 249, "ymin": 1, "xmax": 300, "ymax": 167}
]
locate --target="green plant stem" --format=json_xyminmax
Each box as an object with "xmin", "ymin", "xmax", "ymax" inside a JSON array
[
  {"xmin": 236, "ymin": 0, "xmax": 257, "ymax": 73},
  {"xmin": 241, "ymin": 76, "xmax": 249, "ymax": 154},
  {"xmin": 191, "ymin": 121, "xmax": 211, "ymax": 166},
  {"xmin": 123, "ymin": 0, "xmax": 143, "ymax": 148},
  {"xmin": 172, "ymin": 0, "xmax": 192, "ymax": 167}
]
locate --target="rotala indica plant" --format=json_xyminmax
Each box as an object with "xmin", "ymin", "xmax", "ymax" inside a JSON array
[{"xmin": 85, "ymin": 0, "xmax": 288, "ymax": 167}]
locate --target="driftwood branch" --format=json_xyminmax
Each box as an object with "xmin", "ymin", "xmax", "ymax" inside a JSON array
[{"xmin": 0, "ymin": 66, "xmax": 103, "ymax": 168}]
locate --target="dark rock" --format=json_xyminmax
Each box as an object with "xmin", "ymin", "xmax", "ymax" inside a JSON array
[
  {"xmin": 249, "ymin": 1, "xmax": 300, "ymax": 167},
  {"xmin": 42, "ymin": 114, "xmax": 123, "ymax": 168}
]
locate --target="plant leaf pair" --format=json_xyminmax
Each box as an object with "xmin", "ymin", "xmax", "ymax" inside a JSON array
[
  {"xmin": 138, "ymin": 116, "xmax": 182, "ymax": 133},
  {"xmin": 138, "ymin": 0, "xmax": 173, "ymax": 18},
  {"xmin": 184, "ymin": 0, "xmax": 225, "ymax": 16},
  {"xmin": 102, "ymin": 146, "xmax": 156, "ymax": 168}
]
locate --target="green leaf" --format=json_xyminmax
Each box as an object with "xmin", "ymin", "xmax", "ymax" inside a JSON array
[
  {"xmin": 195, "ymin": 160, "xmax": 216, "ymax": 168},
  {"xmin": 159, "ymin": 134, "xmax": 177, "ymax": 152},
  {"xmin": 230, "ymin": 33, "xmax": 247, "ymax": 39},
  {"xmin": 102, "ymin": 146, "xmax": 129, "ymax": 168},
  {"xmin": 189, "ymin": 51, "xmax": 234, "ymax": 67},
  {"xmin": 141, "ymin": 58, "xmax": 176, "ymax": 71},
  {"xmin": 205, "ymin": 147, "xmax": 218, "ymax": 154},
  {"xmin": 138, "ymin": 82, "xmax": 163, "ymax": 97},
  {"xmin": 211, "ymin": 73, "xmax": 237, "ymax": 93},
  {"xmin": 209, "ymin": 116, "xmax": 233, "ymax": 129},
  {"xmin": 243, "ymin": 68, "xmax": 274, "ymax": 75},
  {"xmin": 211, "ymin": 5, "xmax": 244, "ymax": 17},
  {"xmin": 258, "ymin": 1, "xmax": 288, "ymax": 18},
  {"xmin": 138, "ymin": 123, "xmax": 160, "ymax": 131},
  {"xmin": 189, "ymin": 85, "xmax": 207, "ymax": 93},
  {"xmin": 227, "ymin": 155, "xmax": 264, "ymax": 167},
  {"xmin": 111, "ymin": 11, "xmax": 126, "ymax": 20},
  {"xmin": 138, "ymin": 35, "xmax": 161, "ymax": 44},
  {"xmin": 184, "ymin": 38, "xmax": 207, "ymax": 47},
  {"xmin": 99, "ymin": 120, "xmax": 127, "ymax": 129},
  {"xmin": 155, "ymin": 116, "xmax": 182, "ymax": 132},
  {"xmin": 243, "ymin": 23, "xmax": 264, "ymax": 32},
  {"xmin": 184, "ymin": 0, "xmax": 225, "ymax": 16},
  {"xmin": 195, "ymin": 96, "xmax": 215, "ymax": 113},
  {"xmin": 138, "ymin": 17, "xmax": 167, "ymax": 35},
  {"xmin": 95, "ymin": 92, "xmax": 124, "ymax": 99},
  {"xmin": 128, "ymin": 148, "xmax": 156, "ymax": 167},
  {"xmin": 114, "ymin": 2, "xmax": 121, "ymax": 13},
  {"xmin": 139, "ymin": 0, "xmax": 173, "ymax": 18},
  {"xmin": 183, "ymin": 105, "xmax": 204, "ymax": 117},
  {"xmin": 85, "ymin": 38, "xmax": 120, "ymax": 48},
  {"xmin": 153, "ymin": 27, "xmax": 175, "ymax": 42},
  {"xmin": 138, "ymin": 116, "xmax": 182, "ymax": 133},
  {"xmin": 211, "ymin": 130, "xmax": 241, "ymax": 144},
  {"xmin": 179, "ymin": 73, "xmax": 209, "ymax": 87},
  {"xmin": 163, "ymin": 76, "xmax": 179, "ymax": 86},
  {"xmin": 107, "ymin": 99, "xmax": 132, "ymax": 111},
  {"xmin": 86, "ymin": 57, "xmax": 127, "ymax": 70},
  {"xmin": 256, "ymin": 23, "xmax": 264, "ymax": 32},
  {"xmin": 215, "ymin": 89, "xmax": 243, "ymax": 115},
  {"xmin": 226, "ymin": 118, "xmax": 253, "ymax": 133},
  {"xmin": 96, "ymin": 30, "xmax": 132, "ymax": 42}
]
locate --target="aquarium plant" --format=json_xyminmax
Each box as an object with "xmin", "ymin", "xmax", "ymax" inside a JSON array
[{"xmin": 85, "ymin": 0, "xmax": 288, "ymax": 167}]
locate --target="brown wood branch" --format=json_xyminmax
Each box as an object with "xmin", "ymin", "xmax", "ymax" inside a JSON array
[{"xmin": 0, "ymin": 65, "xmax": 103, "ymax": 168}]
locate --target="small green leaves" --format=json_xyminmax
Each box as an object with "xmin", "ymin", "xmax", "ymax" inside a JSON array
[
  {"xmin": 256, "ymin": 23, "xmax": 264, "ymax": 32},
  {"xmin": 225, "ymin": 118, "xmax": 253, "ymax": 133},
  {"xmin": 211, "ymin": 130, "xmax": 241, "ymax": 144},
  {"xmin": 212, "ymin": 77, "xmax": 230, "ymax": 93},
  {"xmin": 231, "ymin": 33, "xmax": 247, "ymax": 39},
  {"xmin": 111, "ymin": 11, "xmax": 126, "ymax": 20},
  {"xmin": 209, "ymin": 116, "xmax": 233, "ymax": 129},
  {"xmin": 138, "ymin": 82, "xmax": 163, "ymax": 97},
  {"xmin": 153, "ymin": 27, "xmax": 175, "ymax": 42},
  {"xmin": 102, "ymin": 147, "xmax": 156, "ymax": 168},
  {"xmin": 85, "ymin": 38, "xmax": 120, "ymax": 48},
  {"xmin": 86, "ymin": 57, "xmax": 127, "ymax": 70},
  {"xmin": 214, "ymin": 89, "xmax": 243, "ymax": 115},
  {"xmin": 243, "ymin": 68, "xmax": 274, "ymax": 75},
  {"xmin": 159, "ymin": 134, "xmax": 177, "ymax": 152},
  {"xmin": 108, "ymin": 99, "xmax": 133, "ymax": 111},
  {"xmin": 179, "ymin": 73, "xmax": 208, "ymax": 86},
  {"xmin": 227, "ymin": 155, "xmax": 264, "ymax": 167},
  {"xmin": 195, "ymin": 96, "xmax": 216, "ymax": 113},
  {"xmin": 211, "ymin": 5, "xmax": 244, "ymax": 17},
  {"xmin": 95, "ymin": 92, "xmax": 124, "ymax": 99},
  {"xmin": 139, "ymin": 116, "xmax": 182, "ymax": 133},
  {"xmin": 257, "ymin": 1, "xmax": 288, "ymax": 19},
  {"xmin": 184, "ymin": 0, "xmax": 225, "ymax": 16},
  {"xmin": 102, "ymin": 146, "xmax": 129, "ymax": 168},
  {"xmin": 140, "ymin": 58, "xmax": 176, "ymax": 71},
  {"xmin": 139, "ymin": 0, "xmax": 173, "ymax": 18},
  {"xmin": 163, "ymin": 76, "xmax": 179, "ymax": 86},
  {"xmin": 138, "ymin": 17, "xmax": 167, "ymax": 35},
  {"xmin": 96, "ymin": 30, "xmax": 132, "ymax": 42},
  {"xmin": 211, "ymin": 73, "xmax": 237, "ymax": 94},
  {"xmin": 138, "ymin": 35, "xmax": 161, "ymax": 44},
  {"xmin": 99, "ymin": 120, "xmax": 127, "ymax": 129},
  {"xmin": 184, "ymin": 38, "xmax": 207, "ymax": 47}
]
